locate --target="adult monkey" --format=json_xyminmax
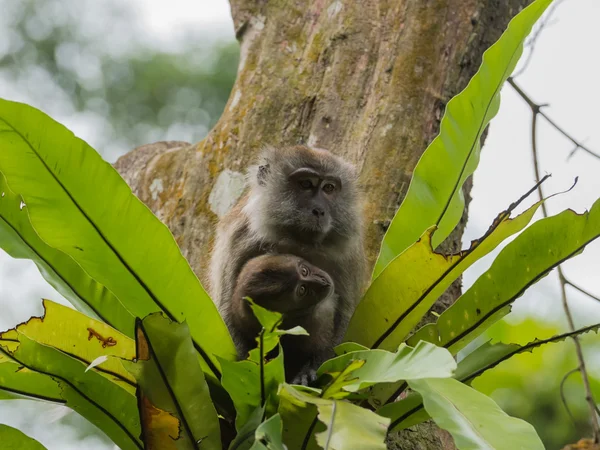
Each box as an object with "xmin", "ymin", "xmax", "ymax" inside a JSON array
[{"xmin": 209, "ymin": 145, "xmax": 367, "ymax": 382}]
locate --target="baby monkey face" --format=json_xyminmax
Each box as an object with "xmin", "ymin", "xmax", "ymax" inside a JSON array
[
  {"xmin": 237, "ymin": 254, "xmax": 334, "ymax": 315},
  {"xmin": 289, "ymin": 258, "xmax": 333, "ymax": 311}
]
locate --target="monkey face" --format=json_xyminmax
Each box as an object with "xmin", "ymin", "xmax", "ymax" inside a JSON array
[
  {"xmin": 237, "ymin": 255, "xmax": 334, "ymax": 315},
  {"xmin": 291, "ymin": 258, "xmax": 334, "ymax": 311},
  {"xmin": 284, "ymin": 167, "xmax": 339, "ymax": 235},
  {"xmin": 250, "ymin": 146, "xmax": 361, "ymax": 243}
]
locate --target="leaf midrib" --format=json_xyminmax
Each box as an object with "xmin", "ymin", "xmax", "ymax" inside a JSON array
[
  {"xmin": 432, "ymin": 10, "xmax": 536, "ymax": 233},
  {"xmin": 0, "ymin": 344, "xmax": 142, "ymax": 450},
  {"xmin": 0, "ymin": 116, "xmax": 220, "ymax": 377}
]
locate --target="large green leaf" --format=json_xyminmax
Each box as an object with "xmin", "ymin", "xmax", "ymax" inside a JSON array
[
  {"xmin": 376, "ymin": 391, "xmax": 428, "ymax": 431},
  {"xmin": 454, "ymin": 323, "xmax": 600, "ymax": 385},
  {"xmin": 0, "ymin": 424, "xmax": 48, "ymax": 450},
  {"xmin": 250, "ymin": 414, "xmax": 286, "ymax": 450},
  {"xmin": 280, "ymin": 384, "xmax": 390, "ymax": 450},
  {"xmin": 0, "ymin": 299, "xmax": 142, "ymax": 449},
  {"xmin": 380, "ymin": 323, "xmax": 600, "ymax": 432},
  {"xmin": 347, "ymin": 193, "xmax": 545, "ymax": 351},
  {"xmin": 220, "ymin": 302, "xmax": 290, "ymax": 431},
  {"xmin": 228, "ymin": 405, "xmax": 266, "ymax": 450},
  {"xmin": 408, "ymin": 198, "xmax": 600, "ymax": 355},
  {"xmin": 0, "ymin": 343, "xmax": 63, "ymax": 402},
  {"xmin": 0, "ymin": 99, "xmax": 236, "ymax": 376},
  {"xmin": 278, "ymin": 387, "xmax": 321, "ymax": 450},
  {"xmin": 220, "ymin": 353, "xmax": 285, "ymax": 432},
  {"xmin": 317, "ymin": 341, "xmax": 455, "ymax": 394},
  {"xmin": 0, "ymin": 335, "xmax": 142, "ymax": 450},
  {"xmin": 1, "ymin": 299, "xmax": 136, "ymax": 394},
  {"xmin": 124, "ymin": 313, "xmax": 221, "ymax": 450},
  {"xmin": 408, "ymin": 378, "xmax": 544, "ymax": 450},
  {"xmin": 0, "ymin": 174, "xmax": 134, "ymax": 331},
  {"xmin": 373, "ymin": 0, "xmax": 553, "ymax": 277}
]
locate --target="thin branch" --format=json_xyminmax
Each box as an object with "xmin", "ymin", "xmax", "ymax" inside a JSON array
[
  {"xmin": 560, "ymin": 367, "xmax": 580, "ymax": 428},
  {"xmin": 512, "ymin": 0, "xmax": 565, "ymax": 78},
  {"xmin": 259, "ymin": 328, "xmax": 266, "ymax": 406},
  {"xmin": 564, "ymin": 278, "xmax": 600, "ymax": 303},
  {"xmin": 508, "ymin": 77, "xmax": 600, "ymax": 161},
  {"xmin": 528, "ymin": 98, "xmax": 600, "ymax": 443}
]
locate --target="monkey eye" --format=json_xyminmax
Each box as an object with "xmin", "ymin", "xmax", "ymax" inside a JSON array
[
  {"xmin": 300, "ymin": 265, "xmax": 309, "ymax": 276},
  {"xmin": 322, "ymin": 183, "xmax": 336, "ymax": 193},
  {"xmin": 298, "ymin": 179, "xmax": 313, "ymax": 189},
  {"xmin": 298, "ymin": 284, "xmax": 307, "ymax": 296}
]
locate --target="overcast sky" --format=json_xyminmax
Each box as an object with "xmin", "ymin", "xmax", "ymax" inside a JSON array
[{"xmin": 0, "ymin": 0, "xmax": 599, "ymax": 448}]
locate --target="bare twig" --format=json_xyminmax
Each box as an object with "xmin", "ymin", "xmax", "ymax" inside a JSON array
[
  {"xmin": 512, "ymin": 0, "xmax": 565, "ymax": 78},
  {"xmin": 528, "ymin": 96, "xmax": 600, "ymax": 443},
  {"xmin": 561, "ymin": 367, "xmax": 581, "ymax": 428},
  {"xmin": 564, "ymin": 278, "xmax": 600, "ymax": 303},
  {"xmin": 508, "ymin": 77, "xmax": 600, "ymax": 161}
]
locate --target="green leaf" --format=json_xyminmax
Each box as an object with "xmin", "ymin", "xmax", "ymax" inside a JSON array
[
  {"xmin": 373, "ymin": 0, "xmax": 553, "ymax": 277},
  {"xmin": 124, "ymin": 313, "xmax": 221, "ymax": 450},
  {"xmin": 0, "ymin": 335, "xmax": 142, "ymax": 450},
  {"xmin": 347, "ymin": 193, "xmax": 545, "ymax": 351},
  {"xmin": 376, "ymin": 391, "xmax": 429, "ymax": 432},
  {"xmin": 454, "ymin": 323, "xmax": 600, "ymax": 385},
  {"xmin": 0, "ymin": 343, "xmax": 63, "ymax": 402},
  {"xmin": 228, "ymin": 405, "xmax": 266, "ymax": 450},
  {"xmin": 0, "ymin": 424, "xmax": 48, "ymax": 450},
  {"xmin": 408, "ymin": 198, "xmax": 600, "ymax": 355},
  {"xmin": 280, "ymin": 384, "xmax": 390, "ymax": 450},
  {"xmin": 334, "ymin": 342, "xmax": 369, "ymax": 356},
  {"xmin": 380, "ymin": 323, "xmax": 600, "ymax": 432},
  {"xmin": 0, "ymin": 98, "xmax": 236, "ymax": 376},
  {"xmin": 408, "ymin": 378, "xmax": 544, "ymax": 450},
  {"xmin": 220, "ymin": 299, "xmax": 305, "ymax": 431},
  {"xmin": 0, "ymin": 174, "xmax": 134, "ymax": 331},
  {"xmin": 0, "ymin": 300, "xmax": 143, "ymax": 449},
  {"xmin": 220, "ymin": 350, "xmax": 285, "ymax": 431},
  {"xmin": 318, "ymin": 341, "xmax": 455, "ymax": 394},
  {"xmin": 250, "ymin": 414, "xmax": 286, "ymax": 450},
  {"xmin": 278, "ymin": 386, "xmax": 321, "ymax": 450},
  {"xmin": 244, "ymin": 299, "xmax": 308, "ymax": 364},
  {"xmin": 1, "ymin": 299, "xmax": 136, "ymax": 393}
]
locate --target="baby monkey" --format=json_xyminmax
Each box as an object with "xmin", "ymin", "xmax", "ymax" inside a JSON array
[{"xmin": 229, "ymin": 254, "xmax": 336, "ymax": 385}]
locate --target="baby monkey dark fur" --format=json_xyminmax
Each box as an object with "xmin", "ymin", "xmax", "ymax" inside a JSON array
[{"xmin": 230, "ymin": 254, "xmax": 335, "ymax": 384}]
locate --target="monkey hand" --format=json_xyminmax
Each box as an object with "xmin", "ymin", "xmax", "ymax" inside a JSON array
[{"xmin": 290, "ymin": 362, "xmax": 318, "ymax": 386}]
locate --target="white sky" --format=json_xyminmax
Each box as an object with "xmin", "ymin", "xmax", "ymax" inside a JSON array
[
  {"xmin": 132, "ymin": 0, "xmax": 234, "ymax": 34},
  {"xmin": 0, "ymin": 0, "xmax": 599, "ymax": 448}
]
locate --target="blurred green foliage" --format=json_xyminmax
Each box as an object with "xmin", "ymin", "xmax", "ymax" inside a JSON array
[
  {"xmin": 0, "ymin": 0, "xmax": 239, "ymax": 161},
  {"xmin": 471, "ymin": 318, "xmax": 600, "ymax": 449},
  {"xmin": 0, "ymin": 1, "xmax": 238, "ymax": 448}
]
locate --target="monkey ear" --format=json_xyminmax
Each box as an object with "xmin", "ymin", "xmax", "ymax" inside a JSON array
[{"xmin": 257, "ymin": 163, "xmax": 270, "ymax": 186}]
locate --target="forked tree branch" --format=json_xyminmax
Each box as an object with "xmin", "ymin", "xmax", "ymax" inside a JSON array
[{"xmin": 508, "ymin": 77, "xmax": 600, "ymax": 161}]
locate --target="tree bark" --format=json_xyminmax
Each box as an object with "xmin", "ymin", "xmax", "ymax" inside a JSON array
[{"xmin": 115, "ymin": 0, "xmax": 530, "ymax": 447}]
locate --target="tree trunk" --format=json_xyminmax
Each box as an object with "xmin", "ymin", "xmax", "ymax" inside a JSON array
[{"xmin": 115, "ymin": 0, "xmax": 530, "ymax": 448}]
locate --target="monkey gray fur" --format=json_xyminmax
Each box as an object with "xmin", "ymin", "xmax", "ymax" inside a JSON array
[
  {"xmin": 229, "ymin": 254, "xmax": 336, "ymax": 384},
  {"xmin": 209, "ymin": 145, "xmax": 367, "ymax": 383}
]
